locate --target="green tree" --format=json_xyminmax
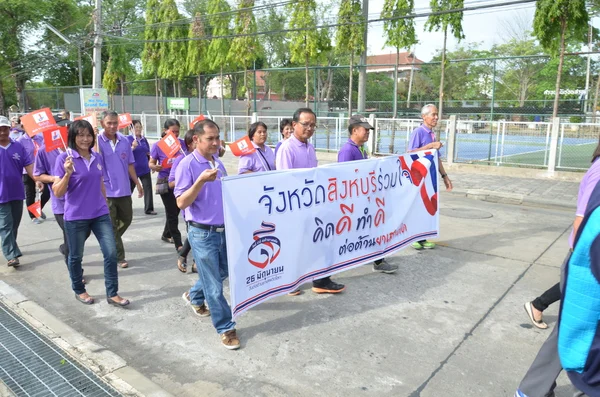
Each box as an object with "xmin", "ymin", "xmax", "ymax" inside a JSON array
[
  {"xmin": 205, "ymin": 0, "xmax": 231, "ymax": 118},
  {"xmin": 103, "ymin": 40, "xmax": 131, "ymax": 111},
  {"xmin": 228, "ymin": 0, "xmax": 262, "ymax": 116},
  {"xmin": 287, "ymin": 0, "xmax": 322, "ymax": 107},
  {"xmin": 533, "ymin": 0, "xmax": 588, "ymax": 117},
  {"xmin": 258, "ymin": 8, "xmax": 289, "ymax": 68},
  {"xmin": 425, "ymin": 0, "xmax": 465, "ymax": 120},
  {"xmin": 157, "ymin": 0, "xmax": 188, "ymax": 98},
  {"xmin": 381, "ymin": 0, "xmax": 418, "ymax": 116},
  {"xmin": 142, "ymin": 0, "xmax": 162, "ymax": 112},
  {"xmin": 335, "ymin": 0, "xmax": 365, "ymax": 115},
  {"xmin": 186, "ymin": 12, "xmax": 209, "ymax": 113}
]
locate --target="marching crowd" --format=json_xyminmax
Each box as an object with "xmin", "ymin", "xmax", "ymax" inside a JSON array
[{"xmin": 1, "ymin": 104, "xmax": 599, "ymax": 395}]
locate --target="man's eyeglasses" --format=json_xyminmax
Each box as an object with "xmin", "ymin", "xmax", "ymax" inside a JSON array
[{"xmin": 297, "ymin": 121, "xmax": 318, "ymax": 130}]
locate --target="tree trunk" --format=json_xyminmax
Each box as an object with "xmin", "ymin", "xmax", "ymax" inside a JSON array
[
  {"xmin": 15, "ymin": 78, "xmax": 25, "ymax": 111},
  {"xmin": 158, "ymin": 78, "xmax": 164, "ymax": 114},
  {"xmin": 0, "ymin": 79, "xmax": 5, "ymax": 116},
  {"xmin": 198, "ymin": 75, "xmax": 203, "ymax": 114},
  {"xmin": 220, "ymin": 66, "xmax": 225, "ymax": 116},
  {"xmin": 593, "ymin": 73, "xmax": 600, "ymax": 123},
  {"xmin": 348, "ymin": 54, "xmax": 354, "ymax": 115},
  {"xmin": 407, "ymin": 52, "xmax": 415, "ymax": 108},
  {"xmin": 155, "ymin": 74, "xmax": 159, "ymax": 114},
  {"xmin": 438, "ymin": 27, "xmax": 448, "ymax": 121},
  {"xmin": 120, "ymin": 76, "xmax": 125, "ymax": 112},
  {"xmin": 305, "ymin": 44, "xmax": 310, "ymax": 108},
  {"xmin": 245, "ymin": 68, "xmax": 251, "ymax": 118},
  {"xmin": 552, "ymin": 18, "xmax": 567, "ymax": 119},
  {"xmin": 326, "ymin": 68, "xmax": 333, "ymax": 102},
  {"xmin": 393, "ymin": 48, "xmax": 399, "ymax": 117}
]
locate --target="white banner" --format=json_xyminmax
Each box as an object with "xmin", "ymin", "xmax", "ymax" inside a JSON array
[{"xmin": 222, "ymin": 150, "xmax": 440, "ymax": 317}]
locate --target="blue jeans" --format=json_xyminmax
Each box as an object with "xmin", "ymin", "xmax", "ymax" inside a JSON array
[
  {"xmin": 64, "ymin": 214, "xmax": 118, "ymax": 298},
  {"xmin": 0, "ymin": 200, "xmax": 23, "ymax": 261},
  {"xmin": 188, "ymin": 226, "xmax": 235, "ymax": 334}
]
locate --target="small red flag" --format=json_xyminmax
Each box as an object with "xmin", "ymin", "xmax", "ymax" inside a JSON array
[
  {"xmin": 75, "ymin": 113, "xmax": 98, "ymax": 129},
  {"xmin": 43, "ymin": 127, "xmax": 68, "ymax": 152},
  {"xmin": 157, "ymin": 131, "xmax": 182, "ymax": 159},
  {"xmin": 117, "ymin": 113, "xmax": 132, "ymax": 129},
  {"xmin": 228, "ymin": 135, "xmax": 255, "ymax": 157},
  {"xmin": 27, "ymin": 201, "xmax": 42, "ymax": 218},
  {"xmin": 189, "ymin": 115, "xmax": 205, "ymax": 129},
  {"xmin": 21, "ymin": 108, "xmax": 58, "ymax": 137}
]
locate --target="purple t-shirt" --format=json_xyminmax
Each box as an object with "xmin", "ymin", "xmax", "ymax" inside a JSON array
[
  {"xmin": 150, "ymin": 138, "xmax": 186, "ymax": 179},
  {"xmin": 238, "ymin": 142, "xmax": 275, "ymax": 173},
  {"xmin": 97, "ymin": 132, "xmax": 135, "ymax": 198},
  {"xmin": 126, "ymin": 135, "xmax": 151, "ymax": 177},
  {"xmin": 174, "ymin": 151, "xmax": 228, "ymax": 225},
  {"xmin": 274, "ymin": 140, "xmax": 284, "ymax": 158},
  {"xmin": 168, "ymin": 153, "xmax": 186, "ymax": 183},
  {"xmin": 33, "ymin": 147, "xmax": 65, "ymax": 214},
  {"xmin": 338, "ymin": 138, "xmax": 368, "ymax": 162},
  {"xmin": 275, "ymin": 134, "xmax": 318, "ymax": 170},
  {"xmin": 0, "ymin": 141, "xmax": 33, "ymax": 203},
  {"xmin": 53, "ymin": 150, "xmax": 109, "ymax": 221},
  {"xmin": 17, "ymin": 134, "xmax": 43, "ymax": 174},
  {"xmin": 569, "ymin": 158, "xmax": 600, "ymax": 247},
  {"xmin": 408, "ymin": 124, "xmax": 441, "ymax": 157}
]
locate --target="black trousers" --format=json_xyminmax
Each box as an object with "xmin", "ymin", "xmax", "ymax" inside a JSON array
[
  {"xmin": 23, "ymin": 174, "xmax": 49, "ymax": 219},
  {"xmin": 532, "ymin": 282, "xmax": 561, "ymax": 312},
  {"xmin": 160, "ymin": 189, "xmax": 182, "ymax": 248},
  {"xmin": 130, "ymin": 172, "xmax": 154, "ymax": 214}
]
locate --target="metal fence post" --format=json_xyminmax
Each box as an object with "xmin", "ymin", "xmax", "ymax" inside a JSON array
[
  {"xmin": 446, "ymin": 115, "xmax": 457, "ymax": 165},
  {"xmin": 252, "ymin": 112, "xmax": 258, "ymax": 123},
  {"xmin": 547, "ymin": 117, "xmax": 560, "ymax": 175},
  {"xmin": 367, "ymin": 113, "xmax": 376, "ymax": 155}
]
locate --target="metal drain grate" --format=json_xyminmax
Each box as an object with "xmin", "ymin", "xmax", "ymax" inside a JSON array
[{"xmin": 0, "ymin": 300, "xmax": 122, "ymax": 397}]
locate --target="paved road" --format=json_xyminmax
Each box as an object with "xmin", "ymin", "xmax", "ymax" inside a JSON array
[{"xmin": 0, "ymin": 151, "xmax": 583, "ymax": 396}]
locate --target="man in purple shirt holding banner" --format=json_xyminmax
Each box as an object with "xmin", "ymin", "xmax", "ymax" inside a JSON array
[
  {"xmin": 407, "ymin": 104, "xmax": 453, "ymax": 250},
  {"xmin": 338, "ymin": 115, "xmax": 398, "ymax": 274},
  {"xmin": 98, "ymin": 111, "xmax": 143, "ymax": 268},
  {"xmin": 276, "ymin": 108, "xmax": 346, "ymax": 295},
  {"xmin": 175, "ymin": 119, "xmax": 240, "ymax": 350},
  {"xmin": 0, "ymin": 116, "xmax": 35, "ymax": 267}
]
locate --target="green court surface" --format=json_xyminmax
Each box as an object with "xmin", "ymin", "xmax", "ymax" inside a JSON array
[{"xmin": 499, "ymin": 142, "xmax": 596, "ymax": 170}]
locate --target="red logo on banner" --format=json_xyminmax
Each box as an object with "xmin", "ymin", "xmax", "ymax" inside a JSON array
[
  {"xmin": 157, "ymin": 131, "xmax": 182, "ymax": 158},
  {"xmin": 228, "ymin": 136, "xmax": 255, "ymax": 157},
  {"xmin": 21, "ymin": 108, "xmax": 58, "ymax": 137},
  {"xmin": 43, "ymin": 127, "xmax": 68, "ymax": 152},
  {"xmin": 74, "ymin": 113, "xmax": 98, "ymax": 129},
  {"xmin": 117, "ymin": 113, "xmax": 132, "ymax": 129},
  {"xmin": 27, "ymin": 201, "xmax": 42, "ymax": 218},
  {"xmin": 161, "ymin": 156, "xmax": 176, "ymax": 169},
  {"xmin": 189, "ymin": 115, "xmax": 205, "ymax": 129}
]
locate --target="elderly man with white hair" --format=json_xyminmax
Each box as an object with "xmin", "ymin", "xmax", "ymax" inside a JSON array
[{"xmin": 407, "ymin": 104, "xmax": 453, "ymax": 250}]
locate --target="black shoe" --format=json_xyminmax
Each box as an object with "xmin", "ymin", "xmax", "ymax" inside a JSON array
[
  {"xmin": 59, "ymin": 244, "xmax": 67, "ymax": 256},
  {"xmin": 145, "ymin": 211, "xmax": 157, "ymax": 215},
  {"xmin": 161, "ymin": 236, "xmax": 174, "ymax": 244},
  {"xmin": 312, "ymin": 278, "xmax": 345, "ymax": 294}
]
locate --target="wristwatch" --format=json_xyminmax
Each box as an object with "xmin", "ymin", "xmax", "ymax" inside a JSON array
[{"xmin": 441, "ymin": 173, "xmax": 447, "ymax": 179}]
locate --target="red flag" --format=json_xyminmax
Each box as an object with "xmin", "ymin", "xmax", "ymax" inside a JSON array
[
  {"xmin": 157, "ymin": 131, "xmax": 182, "ymax": 158},
  {"xmin": 27, "ymin": 201, "xmax": 42, "ymax": 218},
  {"xmin": 21, "ymin": 108, "xmax": 58, "ymax": 137},
  {"xmin": 43, "ymin": 127, "xmax": 68, "ymax": 152},
  {"xmin": 161, "ymin": 156, "xmax": 176, "ymax": 170},
  {"xmin": 74, "ymin": 113, "xmax": 98, "ymax": 129},
  {"xmin": 117, "ymin": 113, "xmax": 132, "ymax": 129},
  {"xmin": 189, "ymin": 115, "xmax": 205, "ymax": 129},
  {"xmin": 228, "ymin": 135, "xmax": 255, "ymax": 157}
]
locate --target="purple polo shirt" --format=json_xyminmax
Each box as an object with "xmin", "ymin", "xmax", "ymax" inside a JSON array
[
  {"xmin": 97, "ymin": 132, "xmax": 135, "ymax": 198},
  {"xmin": 338, "ymin": 138, "xmax": 368, "ymax": 162},
  {"xmin": 238, "ymin": 142, "xmax": 275, "ymax": 173},
  {"xmin": 274, "ymin": 140, "xmax": 284, "ymax": 158},
  {"xmin": 408, "ymin": 124, "xmax": 441, "ymax": 157},
  {"xmin": 126, "ymin": 135, "xmax": 151, "ymax": 176},
  {"xmin": 33, "ymin": 147, "xmax": 65, "ymax": 214},
  {"xmin": 17, "ymin": 134, "xmax": 43, "ymax": 174},
  {"xmin": 0, "ymin": 141, "xmax": 33, "ymax": 203},
  {"xmin": 570, "ymin": 158, "xmax": 600, "ymax": 247},
  {"xmin": 174, "ymin": 151, "xmax": 227, "ymax": 225},
  {"xmin": 168, "ymin": 153, "xmax": 186, "ymax": 184},
  {"xmin": 275, "ymin": 134, "xmax": 318, "ymax": 170},
  {"xmin": 54, "ymin": 150, "xmax": 109, "ymax": 221},
  {"xmin": 150, "ymin": 138, "xmax": 186, "ymax": 179}
]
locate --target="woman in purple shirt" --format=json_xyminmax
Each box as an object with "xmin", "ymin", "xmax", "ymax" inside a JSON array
[
  {"xmin": 274, "ymin": 118, "xmax": 293, "ymax": 160},
  {"xmin": 53, "ymin": 120, "xmax": 130, "ymax": 307},
  {"xmin": 238, "ymin": 122, "xmax": 275, "ymax": 174},
  {"xmin": 149, "ymin": 119, "xmax": 185, "ymax": 251},
  {"xmin": 127, "ymin": 120, "xmax": 156, "ymax": 215}
]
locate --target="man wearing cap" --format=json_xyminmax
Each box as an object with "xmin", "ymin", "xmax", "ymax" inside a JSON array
[
  {"xmin": 276, "ymin": 107, "xmax": 346, "ymax": 295},
  {"xmin": 98, "ymin": 110, "xmax": 143, "ymax": 268},
  {"xmin": 338, "ymin": 115, "xmax": 399, "ymax": 274},
  {"xmin": 0, "ymin": 116, "xmax": 35, "ymax": 267},
  {"xmin": 407, "ymin": 104, "xmax": 453, "ymax": 250}
]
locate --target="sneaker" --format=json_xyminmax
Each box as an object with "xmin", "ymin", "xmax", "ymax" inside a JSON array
[
  {"xmin": 32, "ymin": 218, "xmax": 43, "ymax": 225},
  {"xmin": 412, "ymin": 241, "xmax": 423, "ymax": 250},
  {"xmin": 312, "ymin": 278, "xmax": 345, "ymax": 294},
  {"xmin": 181, "ymin": 292, "xmax": 210, "ymax": 317},
  {"xmin": 221, "ymin": 329, "xmax": 240, "ymax": 350},
  {"xmin": 373, "ymin": 259, "xmax": 398, "ymax": 274},
  {"xmin": 422, "ymin": 241, "xmax": 436, "ymax": 249}
]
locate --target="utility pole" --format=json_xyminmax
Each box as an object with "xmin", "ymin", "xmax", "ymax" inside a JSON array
[
  {"xmin": 357, "ymin": 0, "xmax": 368, "ymax": 113},
  {"xmin": 92, "ymin": 0, "xmax": 103, "ymax": 89}
]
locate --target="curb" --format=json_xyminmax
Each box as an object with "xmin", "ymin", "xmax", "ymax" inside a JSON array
[
  {"xmin": 0, "ymin": 281, "xmax": 173, "ymax": 397},
  {"xmin": 447, "ymin": 188, "xmax": 576, "ymax": 211}
]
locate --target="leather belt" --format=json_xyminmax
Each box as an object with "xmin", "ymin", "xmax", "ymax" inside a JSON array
[{"xmin": 188, "ymin": 221, "xmax": 225, "ymax": 232}]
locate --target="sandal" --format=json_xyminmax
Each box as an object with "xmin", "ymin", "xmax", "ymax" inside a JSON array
[
  {"xmin": 191, "ymin": 263, "xmax": 198, "ymax": 273},
  {"xmin": 107, "ymin": 297, "xmax": 130, "ymax": 307},
  {"xmin": 524, "ymin": 302, "xmax": 548, "ymax": 329},
  {"xmin": 177, "ymin": 256, "xmax": 187, "ymax": 273},
  {"xmin": 7, "ymin": 258, "xmax": 20, "ymax": 267},
  {"xmin": 118, "ymin": 260, "xmax": 129, "ymax": 268},
  {"xmin": 75, "ymin": 293, "xmax": 94, "ymax": 305}
]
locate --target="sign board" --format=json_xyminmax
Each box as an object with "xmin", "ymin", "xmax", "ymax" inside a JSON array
[
  {"xmin": 167, "ymin": 97, "xmax": 189, "ymax": 110},
  {"xmin": 80, "ymin": 88, "xmax": 109, "ymax": 116}
]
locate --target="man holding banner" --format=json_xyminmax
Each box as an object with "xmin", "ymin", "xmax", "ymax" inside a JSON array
[
  {"xmin": 175, "ymin": 119, "xmax": 240, "ymax": 350},
  {"xmin": 0, "ymin": 116, "xmax": 35, "ymax": 267},
  {"xmin": 276, "ymin": 108, "xmax": 346, "ymax": 295},
  {"xmin": 338, "ymin": 115, "xmax": 398, "ymax": 274},
  {"xmin": 98, "ymin": 111, "xmax": 143, "ymax": 268}
]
